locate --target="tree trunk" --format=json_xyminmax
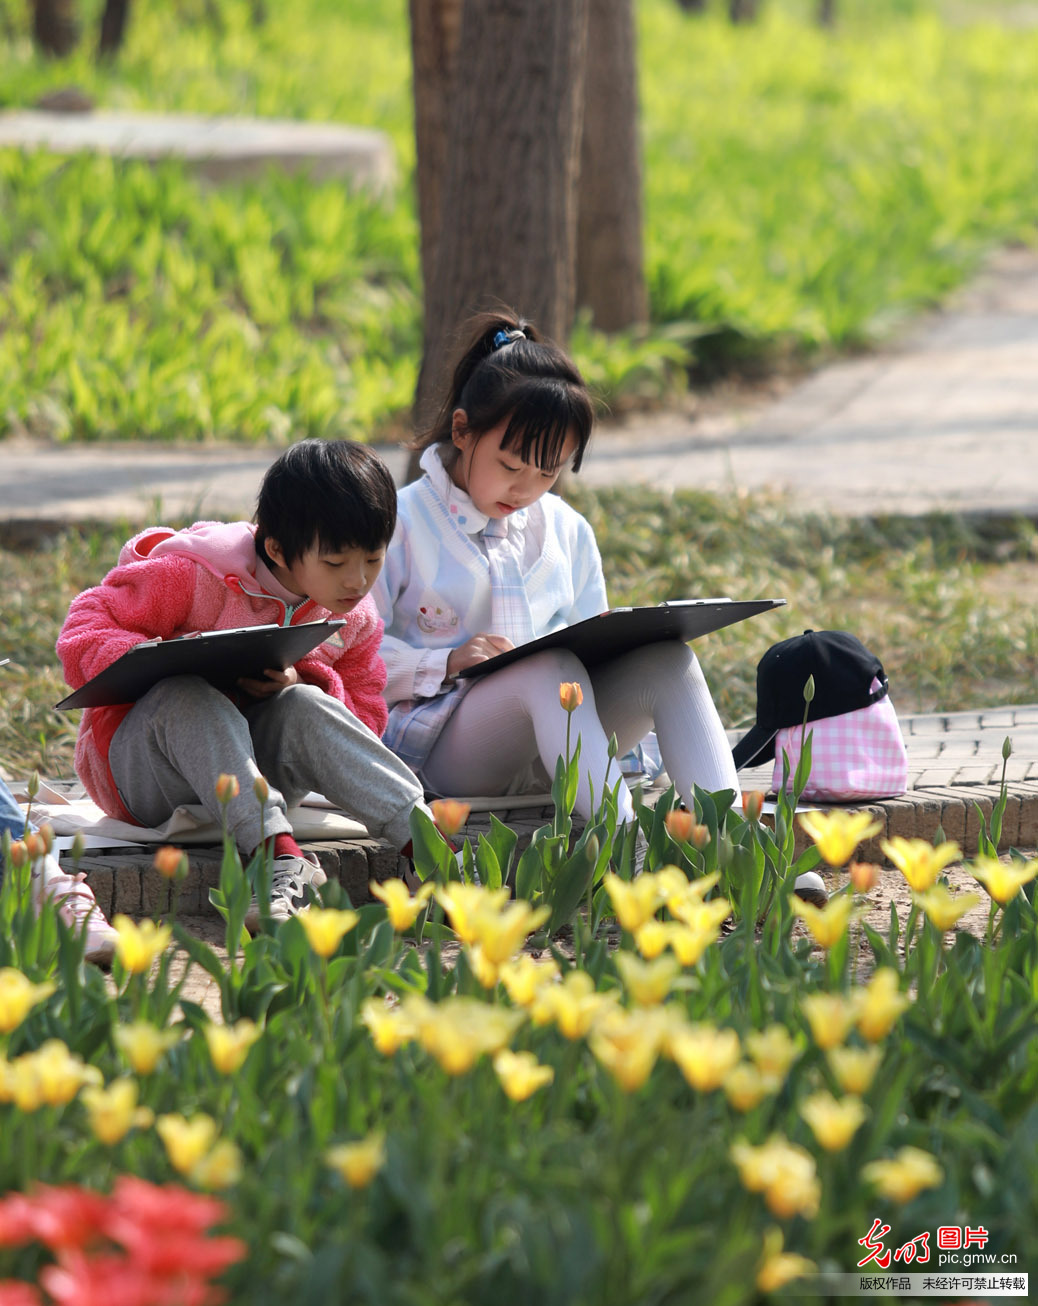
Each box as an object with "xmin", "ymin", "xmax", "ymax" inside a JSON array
[
  {"xmin": 728, "ymin": 0, "xmax": 760, "ymax": 22},
  {"xmin": 817, "ymin": 0, "xmax": 836, "ymax": 26},
  {"xmin": 576, "ymin": 0, "xmax": 647, "ymax": 332},
  {"xmin": 97, "ymin": 0, "xmax": 131, "ymax": 59},
  {"xmin": 409, "ymin": 0, "xmax": 465, "ymax": 302},
  {"xmin": 411, "ymin": 0, "xmax": 589, "ymax": 466},
  {"xmin": 32, "ymin": 0, "xmax": 80, "ymax": 56}
]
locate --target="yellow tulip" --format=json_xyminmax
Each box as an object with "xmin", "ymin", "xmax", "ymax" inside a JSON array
[
  {"xmin": 856, "ymin": 968, "xmax": 910, "ymax": 1042},
  {"xmin": 614, "ymin": 952, "xmax": 680, "ymax": 1006},
  {"xmin": 298, "ymin": 907, "xmax": 359, "ymax": 958},
  {"xmin": 530, "ymin": 970, "xmax": 617, "ymax": 1040},
  {"xmin": 827, "ymin": 1045, "xmax": 883, "ymax": 1095},
  {"xmin": 603, "ymin": 872, "xmax": 663, "ymax": 934},
  {"xmin": 667, "ymin": 895, "xmax": 732, "ymax": 935},
  {"xmin": 469, "ymin": 900, "xmax": 550, "ymax": 965},
  {"xmin": 369, "ymin": 878, "xmax": 434, "ymax": 931},
  {"xmin": 28, "ymin": 1040, "xmax": 102, "ymax": 1108},
  {"xmin": 361, "ymin": 997, "xmax": 418, "ymax": 1056},
  {"xmin": 498, "ymin": 955, "xmax": 559, "ymax": 1007},
  {"xmin": 435, "ymin": 883, "xmax": 510, "ymax": 945},
  {"xmin": 112, "ymin": 916, "xmax": 173, "ymax": 974},
  {"xmin": 668, "ymin": 1023, "xmax": 741, "ymax": 1092},
  {"xmin": 493, "ymin": 1049, "xmax": 555, "ymax": 1101},
  {"xmin": 913, "ymin": 884, "xmax": 982, "ymax": 932},
  {"xmin": 657, "ymin": 866, "xmax": 720, "ymax": 905},
  {"xmin": 863, "ymin": 1147, "xmax": 943, "ymax": 1203},
  {"xmin": 799, "ymin": 810, "xmax": 882, "ymax": 867},
  {"xmin": 731, "ymin": 1135, "xmax": 820, "ymax": 1220},
  {"xmin": 203, "ymin": 1019, "xmax": 262, "ymax": 1075},
  {"xmin": 634, "ymin": 919, "xmax": 670, "ymax": 959},
  {"xmin": 881, "ymin": 837, "xmax": 962, "ymax": 892},
  {"xmin": 969, "ymin": 855, "xmax": 1038, "ymax": 905},
  {"xmin": 0, "ymin": 969, "xmax": 56, "ymax": 1035},
  {"xmin": 757, "ymin": 1227, "xmax": 816, "ymax": 1294},
  {"xmin": 429, "ymin": 798, "xmax": 470, "ymax": 837},
  {"xmin": 723, "ymin": 1061, "xmax": 779, "ymax": 1113},
  {"xmin": 412, "ymin": 997, "xmax": 523, "ymax": 1076},
  {"xmin": 156, "ymin": 1112, "xmax": 219, "ymax": 1175},
  {"xmin": 744, "ymin": 1025, "xmax": 802, "ymax": 1080},
  {"xmin": 191, "ymin": 1138, "xmax": 243, "ymax": 1190},
  {"xmin": 801, "ymin": 1091, "xmax": 868, "ymax": 1151},
  {"xmin": 801, "ymin": 993, "xmax": 860, "ymax": 1050},
  {"xmin": 665, "ymin": 923, "xmax": 720, "ymax": 967},
  {"xmin": 80, "ymin": 1079, "xmax": 153, "ymax": 1145},
  {"xmin": 792, "ymin": 893, "xmax": 856, "ymax": 948},
  {"xmin": 589, "ymin": 1007, "xmax": 667, "ymax": 1093},
  {"xmin": 326, "ymin": 1132, "xmax": 386, "ymax": 1189},
  {"xmin": 114, "ymin": 1020, "xmax": 180, "ymax": 1075}
]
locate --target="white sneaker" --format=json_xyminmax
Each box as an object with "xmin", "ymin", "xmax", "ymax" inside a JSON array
[
  {"xmin": 33, "ymin": 854, "xmax": 118, "ymax": 966},
  {"xmin": 245, "ymin": 852, "xmax": 327, "ymax": 933},
  {"xmin": 793, "ymin": 871, "xmax": 828, "ymax": 910}
]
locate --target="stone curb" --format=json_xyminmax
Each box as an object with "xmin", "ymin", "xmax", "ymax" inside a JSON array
[{"xmin": 64, "ymin": 782, "xmax": 1038, "ymax": 922}]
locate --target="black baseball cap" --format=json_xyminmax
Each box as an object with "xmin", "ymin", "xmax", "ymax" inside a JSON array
[{"xmin": 732, "ymin": 630, "xmax": 888, "ymax": 770}]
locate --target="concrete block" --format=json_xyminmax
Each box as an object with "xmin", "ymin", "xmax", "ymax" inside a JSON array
[
  {"xmin": 882, "ymin": 798, "xmax": 919, "ymax": 842},
  {"xmin": 111, "ymin": 859, "xmax": 144, "ymax": 915},
  {"xmin": 1011, "ymin": 786, "xmax": 1038, "ymax": 848},
  {"xmin": 140, "ymin": 870, "xmax": 172, "ymax": 917}
]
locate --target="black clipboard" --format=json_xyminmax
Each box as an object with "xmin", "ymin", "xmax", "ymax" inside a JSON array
[
  {"xmin": 56, "ymin": 620, "xmax": 345, "ymax": 710},
  {"xmin": 456, "ymin": 598, "xmax": 784, "ymax": 680}
]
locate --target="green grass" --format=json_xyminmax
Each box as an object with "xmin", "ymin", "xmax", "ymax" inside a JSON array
[
  {"xmin": 3, "ymin": 489, "xmax": 1036, "ymax": 781},
  {"xmin": 2, "ymin": 0, "xmax": 1038, "ymax": 439}
]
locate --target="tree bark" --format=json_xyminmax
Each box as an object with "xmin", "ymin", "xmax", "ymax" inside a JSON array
[
  {"xmin": 575, "ymin": 0, "xmax": 647, "ymax": 332},
  {"xmin": 411, "ymin": 0, "xmax": 590, "ymax": 458},
  {"xmin": 32, "ymin": 0, "xmax": 80, "ymax": 56},
  {"xmin": 97, "ymin": 0, "xmax": 131, "ymax": 59},
  {"xmin": 409, "ymin": 0, "xmax": 465, "ymax": 302}
]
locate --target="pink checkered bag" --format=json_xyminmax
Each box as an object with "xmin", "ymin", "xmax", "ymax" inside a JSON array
[{"xmin": 772, "ymin": 678, "xmax": 908, "ymax": 801}]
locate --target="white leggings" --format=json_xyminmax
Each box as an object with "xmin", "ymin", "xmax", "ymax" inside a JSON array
[{"xmin": 420, "ymin": 643, "xmax": 740, "ymax": 822}]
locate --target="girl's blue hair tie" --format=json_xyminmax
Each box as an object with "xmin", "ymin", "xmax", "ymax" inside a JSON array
[{"xmin": 492, "ymin": 327, "xmax": 525, "ymax": 351}]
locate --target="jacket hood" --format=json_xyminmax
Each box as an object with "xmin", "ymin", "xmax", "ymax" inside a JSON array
[{"xmin": 119, "ymin": 521, "xmax": 263, "ymax": 586}]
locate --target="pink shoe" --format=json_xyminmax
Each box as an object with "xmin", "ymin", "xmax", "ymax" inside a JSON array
[{"xmin": 33, "ymin": 854, "xmax": 118, "ymax": 966}]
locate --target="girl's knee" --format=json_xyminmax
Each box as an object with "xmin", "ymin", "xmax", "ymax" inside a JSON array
[
  {"xmin": 137, "ymin": 674, "xmax": 223, "ymax": 718},
  {"xmin": 520, "ymin": 648, "xmax": 589, "ymax": 686}
]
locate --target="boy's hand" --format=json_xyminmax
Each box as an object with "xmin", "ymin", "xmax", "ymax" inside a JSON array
[
  {"xmin": 446, "ymin": 634, "xmax": 514, "ymax": 678},
  {"xmin": 237, "ymin": 666, "xmax": 300, "ymax": 698}
]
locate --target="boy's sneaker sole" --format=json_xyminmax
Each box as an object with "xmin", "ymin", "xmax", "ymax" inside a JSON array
[{"xmin": 793, "ymin": 871, "xmax": 828, "ymax": 910}]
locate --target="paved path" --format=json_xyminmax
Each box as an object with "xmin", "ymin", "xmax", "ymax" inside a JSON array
[{"xmin": 4, "ymin": 247, "xmax": 1038, "ymax": 529}]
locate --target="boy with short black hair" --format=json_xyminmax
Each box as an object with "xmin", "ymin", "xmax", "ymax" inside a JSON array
[{"xmin": 58, "ymin": 439, "xmax": 431, "ymax": 930}]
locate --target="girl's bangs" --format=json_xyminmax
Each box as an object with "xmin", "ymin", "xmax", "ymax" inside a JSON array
[{"xmin": 500, "ymin": 384, "xmax": 589, "ymax": 472}]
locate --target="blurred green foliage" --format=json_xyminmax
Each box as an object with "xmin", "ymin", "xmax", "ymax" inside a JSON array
[{"xmin": 1, "ymin": 0, "xmax": 1037, "ymax": 440}]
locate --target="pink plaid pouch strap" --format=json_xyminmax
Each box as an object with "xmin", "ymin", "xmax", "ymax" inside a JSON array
[{"xmin": 772, "ymin": 679, "xmax": 908, "ymax": 801}]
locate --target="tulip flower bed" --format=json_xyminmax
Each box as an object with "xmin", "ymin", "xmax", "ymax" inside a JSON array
[{"xmin": 1, "ymin": 718, "xmax": 1036, "ymax": 1303}]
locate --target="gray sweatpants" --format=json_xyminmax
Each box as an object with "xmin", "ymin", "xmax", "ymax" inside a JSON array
[{"xmin": 108, "ymin": 676, "xmax": 428, "ymax": 855}]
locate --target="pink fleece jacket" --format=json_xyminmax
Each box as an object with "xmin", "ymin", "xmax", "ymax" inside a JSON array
[{"xmin": 57, "ymin": 520, "xmax": 389, "ymax": 823}]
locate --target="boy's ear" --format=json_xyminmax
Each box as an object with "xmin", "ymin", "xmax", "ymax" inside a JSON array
[{"xmin": 264, "ymin": 537, "xmax": 286, "ymax": 569}]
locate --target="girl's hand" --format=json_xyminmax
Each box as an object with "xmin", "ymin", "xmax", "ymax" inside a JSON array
[
  {"xmin": 446, "ymin": 634, "xmax": 515, "ymax": 678},
  {"xmin": 237, "ymin": 665, "xmax": 300, "ymax": 698}
]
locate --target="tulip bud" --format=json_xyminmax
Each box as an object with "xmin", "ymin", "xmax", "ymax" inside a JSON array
[
  {"xmin": 559, "ymin": 682, "xmax": 583, "ymax": 713},
  {"xmin": 27, "ymin": 772, "xmax": 40, "ymax": 802},
  {"xmin": 690, "ymin": 823, "xmax": 711, "ymax": 849},
  {"xmin": 849, "ymin": 861, "xmax": 880, "ymax": 894},
  {"xmin": 71, "ymin": 831, "xmax": 86, "ymax": 863},
  {"xmin": 742, "ymin": 791, "xmax": 764, "ymax": 823},
  {"xmin": 1002, "ymin": 735, "xmax": 1013, "ymax": 761},
  {"xmin": 802, "ymin": 675, "xmax": 815, "ymax": 705},
  {"xmin": 9, "ymin": 840, "xmax": 29, "ymax": 869},
  {"xmin": 215, "ymin": 774, "xmax": 240, "ymax": 804},
  {"xmin": 153, "ymin": 846, "xmax": 185, "ymax": 880},
  {"xmin": 430, "ymin": 798, "xmax": 470, "ymax": 837},
  {"xmin": 665, "ymin": 809, "xmax": 695, "ymax": 843},
  {"xmin": 253, "ymin": 775, "xmax": 271, "ymax": 804}
]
